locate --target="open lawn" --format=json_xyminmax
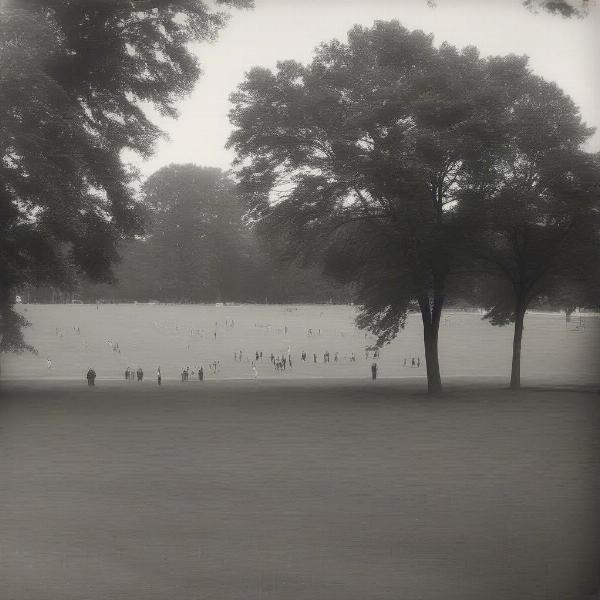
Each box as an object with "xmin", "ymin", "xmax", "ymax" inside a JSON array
[
  {"xmin": 1, "ymin": 380, "xmax": 599, "ymax": 600},
  {"xmin": 2, "ymin": 304, "xmax": 599, "ymax": 386}
]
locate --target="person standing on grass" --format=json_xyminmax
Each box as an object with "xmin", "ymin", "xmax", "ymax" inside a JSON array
[
  {"xmin": 137, "ymin": 367, "xmax": 143, "ymax": 382},
  {"xmin": 199, "ymin": 366, "xmax": 204, "ymax": 381},
  {"xmin": 371, "ymin": 362, "xmax": 378, "ymax": 380},
  {"xmin": 86, "ymin": 367, "xmax": 96, "ymax": 386},
  {"xmin": 157, "ymin": 366, "xmax": 162, "ymax": 386},
  {"xmin": 47, "ymin": 358, "xmax": 52, "ymax": 369}
]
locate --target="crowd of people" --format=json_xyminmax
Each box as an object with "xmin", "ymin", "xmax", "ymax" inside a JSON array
[
  {"xmin": 47, "ymin": 316, "xmax": 422, "ymax": 385},
  {"xmin": 80, "ymin": 345, "xmax": 422, "ymax": 385}
]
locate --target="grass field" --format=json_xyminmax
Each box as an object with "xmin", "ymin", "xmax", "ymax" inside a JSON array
[
  {"xmin": 1, "ymin": 380, "xmax": 599, "ymax": 600},
  {"xmin": 2, "ymin": 304, "xmax": 599, "ymax": 386}
]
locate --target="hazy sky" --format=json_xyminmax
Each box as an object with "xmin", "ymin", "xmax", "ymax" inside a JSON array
[{"xmin": 131, "ymin": 0, "xmax": 600, "ymax": 178}]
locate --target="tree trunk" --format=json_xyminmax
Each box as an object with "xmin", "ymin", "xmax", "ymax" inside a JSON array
[
  {"xmin": 510, "ymin": 306, "xmax": 526, "ymax": 390},
  {"xmin": 419, "ymin": 288, "xmax": 444, "ymax": 395},
  {"xmin": 423, "ymin": 322, "xmax": 442, "ymax": 394}
]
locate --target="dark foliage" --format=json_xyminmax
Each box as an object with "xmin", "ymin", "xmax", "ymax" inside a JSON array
[{"xmin": 0, "ymin": 0, "xmax": 251, "ymax": 353}]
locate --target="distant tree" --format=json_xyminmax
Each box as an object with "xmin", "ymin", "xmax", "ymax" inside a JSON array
[
  {"xmin": 228, "ymin": 21, "xmax": 535, "ymax": 394},
  {"xmin": 140, "ymin": 165, "xmax": 250, "ymax": 302},
  {"xmin": 457, "ymin": 76, "xmax": 600, "ymax": 388},
  {"xmin": 0, "ymin": 0, "xmax": 251, "ymax": 355}
]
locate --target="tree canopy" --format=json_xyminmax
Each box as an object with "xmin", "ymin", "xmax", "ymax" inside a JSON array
[
  {"xmin": 427, "ymin": 0, "xmax": 591, "ymax": 18},
  {"xmin": 522, "ymin": 0, "xmax": 590, "ymax": 17},
  {"xmin": 0, "ymin": 0, "xmax": 251, "ymax": 353}
]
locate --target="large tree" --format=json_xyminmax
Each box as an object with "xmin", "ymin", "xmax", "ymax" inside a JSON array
[
  {"xmin": 0, "ymin": 0, "xmax": 251, "ymax": 354},
  {"xmin": 457, "ymin": 92, "xmax": 600, "ymax": 389},
  {"xmin": 228, "ymin": 21, "xmax": 542, "ymax": 394}
]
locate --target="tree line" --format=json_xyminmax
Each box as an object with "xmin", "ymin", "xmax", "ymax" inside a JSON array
[{"xmin": 76, "ymin": 164, "xmax": 348, "ymax": 304}]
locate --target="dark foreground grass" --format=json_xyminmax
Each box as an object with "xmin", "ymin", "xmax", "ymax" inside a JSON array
[{"xmin": 1, "ymin": 380, "xmax": 599, "ymax": 600}]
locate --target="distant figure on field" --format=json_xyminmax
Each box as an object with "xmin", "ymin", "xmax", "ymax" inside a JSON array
[
  {"xmin": 313, "ymin": 353, "xmax": 317, "ymax": 363},
  {"xmin": 371, "ymin": 362, "xmax": 377, "ymax": 380},
  {"xmin": 411, "ymin": 357, "xmax": 415, "ymax": 367},
  {"xmin": 198, "ymin": 366, "xmax": 204, "ymax": 381},
  {"xmin": 125, "ymin": 367, "xmax": 130, "ymax": 381},
  {"xmin": 47, "ymin": 358, "xmax": 52, "ymax": 369},
  {"xmin": 137, "ymin": 367, "xmax": 143, "ymax": 382},
  {"xmin": 417, "ymin": 357, "xmax": 421, "ymax": 368},
  {"xmin": 86, "ymin": 368, "xmax": 96, "ymax": 386},
  {"xmin": 157, "ymin": 367, "xmax": 162, "ymax": 386},
  {"xmin": 252, "ymin": 365, "xmax": 258, "ymax": 379}
]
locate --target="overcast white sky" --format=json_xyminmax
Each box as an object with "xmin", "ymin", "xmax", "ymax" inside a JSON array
[{"xmin": 131, "ymin": 0, "xmax": 600, "ymax": 178}]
